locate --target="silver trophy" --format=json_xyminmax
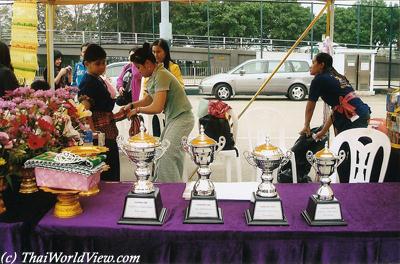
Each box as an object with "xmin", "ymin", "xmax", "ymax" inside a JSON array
[
  {"xmin": 302, "ymin": 142, "xmax": 347, "ymax": 226},
  {"xmin": 243, "ymin": 137, "xmax": 292, "ymax": 225},
  {"xmin": 117, "ymin": 122, "xmax": 170, "ymax": 225},
  {"xmin": 181, "ymin": 125, "xmax": 225, "ymax": 224}
]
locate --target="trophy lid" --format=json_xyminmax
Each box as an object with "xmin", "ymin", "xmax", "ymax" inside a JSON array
[
  {"xmin": 128, "ymin": 122, "xmax": 158, "ymax": 147},
  {"xmin": 190, "ymin": 125, "xmax": 216, "ymax": 147},
  {"xmin": 315, "ymin": 142, "xmax": 335, "ymax": 160},
  {"xmin": 253, "ymin": 137, "xmax": 283, "ymax": 158}
]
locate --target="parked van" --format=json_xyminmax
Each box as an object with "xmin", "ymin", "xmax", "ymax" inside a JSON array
[{"xmin": 199, "ymin": 59, "xmax": 313, "ymax": 101}]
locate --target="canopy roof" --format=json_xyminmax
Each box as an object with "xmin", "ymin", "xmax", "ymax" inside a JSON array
[{"xmin": 38, "ymin": 0, "xmax": 204, "ymax": 5}]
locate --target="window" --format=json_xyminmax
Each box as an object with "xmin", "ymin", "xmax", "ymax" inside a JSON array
[
  {"xmin": 291, "ymin": 61, "xmax": 310, "ymax": 72},
  {"xmin": 234, "ymin": 61, "xmax": 268, "ymax": 74},
  {"xmin": 267, "ymin": 61, "xmax": 292, "ymax": 73}
]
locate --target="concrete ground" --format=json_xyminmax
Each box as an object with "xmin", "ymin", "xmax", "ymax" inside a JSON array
[{"xmin": 117, "ymin": 94, "xmax": 387, "ymax": 183}]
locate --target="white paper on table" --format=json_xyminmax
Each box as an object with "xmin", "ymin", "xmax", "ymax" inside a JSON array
[{"xmin": 182, "ymin": 182, "xmax": 259, "ymax": 201}]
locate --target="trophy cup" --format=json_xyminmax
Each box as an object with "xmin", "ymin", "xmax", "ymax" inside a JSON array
[
  {"xmin": 117, "ymin": 122, "xmax": 170, "ymax": 225},
  {"xmin": 181, "ymin": 125, "xmax": 226, "ymax": 224},
  {"xmin": 301, "ymin": 142, "xmax": 346, "ymax": 226},
  {"xmin": 243, "ymin": 137, "xmax": 292, "ymax": 225}
]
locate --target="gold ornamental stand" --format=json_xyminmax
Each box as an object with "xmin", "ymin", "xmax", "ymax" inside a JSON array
[
  {"xmin": 20, "ymin": 168, "xmax": 39, "ymax": 194},
  {"xmin": 40, "ymin": 187, "xmax": 83, "ymax": 218}
]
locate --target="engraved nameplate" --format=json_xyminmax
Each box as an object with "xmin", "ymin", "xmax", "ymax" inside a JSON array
[
  {"xmin": 315, "ymin": 203, "xmax": 342, "ymax": 220},
  {"xmin": 253, "ymin": 201, "xmax": 283, "ymax": 220},
  {"xmin": 189, "ymin": 199, "xmax": 218, "ymax": 218},
  {"xmin": 123, "ymin": 198, "xmax": 156, "ymax": 219}
]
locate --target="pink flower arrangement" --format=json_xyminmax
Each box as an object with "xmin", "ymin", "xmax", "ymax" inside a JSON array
[{"xmin": 0, "ymin": 86, "xmax": 89, "ymax": 172}]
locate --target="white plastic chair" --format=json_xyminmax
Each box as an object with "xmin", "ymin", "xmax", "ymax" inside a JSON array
[
  {"xmin": 215, "ymin": 109, "xmax": 242, "ymax": 182},
  {"xmin": 330, "ymin": 128, "xmax": 391, "ymax": 183},
  {"xmin": 240, "ymin": 107, "xmax": 297, "ymax": 183},
  {"xmin": 144, "ymin": 113, "xmax": 165, "ymax": 137}
]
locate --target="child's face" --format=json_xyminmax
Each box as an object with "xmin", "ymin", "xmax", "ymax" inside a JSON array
[
  {"xmin": 81, "ymin": 46, "xmax": 88, "ymax": 58},
  {"xmin": 85, "ymin": 59, "xmax": 106, "ymax": 76}
]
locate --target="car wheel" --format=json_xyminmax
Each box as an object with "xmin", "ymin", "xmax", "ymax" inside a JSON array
[
  {"xmin": 288, "ymin": 84, "xmax": 307, "ymax": 101},
  {"xmin": 215, "ymin": 84, "xmax": 232, "ymax": 100}
]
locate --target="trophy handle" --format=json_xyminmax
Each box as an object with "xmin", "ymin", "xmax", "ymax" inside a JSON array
[
  {"xmin": 181, "ymin": 137, "xmax": 194, "ymax": 160},
  {"xmin": 336, "ymin": 150, "xmax": 346, "ymax": 167},
  {"xmin": 155, "ymin": 139, "xmax": 170, "ymax": 161},
  {"xmin": 244, "ymin": 151, "xmax": 257, "ymax": 167},
  {"xmin": 306, "ymin": 150, "xmax": 316, "ymax": 168},
  {"xmin": 280, "ymin": 150, "xmax": 293, "ymax": 167},
  {"xmin": 215, "ymin": 136, "xmax": 226, "ymax": 153}
]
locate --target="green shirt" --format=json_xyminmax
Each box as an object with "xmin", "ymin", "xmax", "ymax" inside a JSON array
[{"xmin": 146, "ymin": 64, "xmax": 192, "ymax": 121}]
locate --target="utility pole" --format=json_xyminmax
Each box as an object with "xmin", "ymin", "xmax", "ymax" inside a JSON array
[
  {"xmin": 388, "ymin": 5, "xmax": 394, "ymax": 89},
  {"xmin": 310, "ymin": 2, "xmax": 314, "ymax": 59},
  {"xmin": 260, "ymin": 0, "xmax": 263, "ymax": 59},
  {"xmin": 207, "ymin": 2, "xmax": 211, "ymax": 76},
  {"xmin": 97, "ymin": 3, "xmax": 101, "ymax": 45},
  {"xmin": 357, "ymin": 0, "xmax": 360, "ymax": 48},
  {"xmin": 370, "ymin": 0, "xmax": 374, "ymax": 49},
  {"xmin": 117, "ymin": 3, "xmax": 119, "ymax": 32}
]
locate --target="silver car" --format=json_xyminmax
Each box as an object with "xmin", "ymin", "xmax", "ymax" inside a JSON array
[
  {"xmin": 106, "ymin": 61, "xmax": 129, "ymax": 88},
  {"xmin": 199, "ymin": 59, "xmax": 313, "ymax": 101}
]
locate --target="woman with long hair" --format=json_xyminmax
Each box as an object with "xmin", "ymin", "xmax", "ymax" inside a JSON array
[
  {"xmin": 301, "ymin": 52, "xmax": 371, "ymax": 139},
  {"xmin": 152, "ymin": 38, "xmax": 184, "ymax": 86},
  {"xmin": 121, "ymin": 43, "xmax": 194, "ymax": 182},
  {"xmin": 0, "ymin": 41, "xmax": 19, "ymax": 96},
  {"xmin": 43, "ymin": 50, "xmax": 72, "ymax": 89}
]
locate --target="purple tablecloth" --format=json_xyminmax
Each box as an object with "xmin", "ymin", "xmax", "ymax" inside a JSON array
[
  {"xmin": 0, "ymin": 222, "xmax": 23, "ymax": 256},
  {"xmin": 35, "ymin": 182, "xmax": 400, "ymax": 263}
]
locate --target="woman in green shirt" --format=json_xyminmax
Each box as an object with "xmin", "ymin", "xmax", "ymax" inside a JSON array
[{"xmin": 123, "ymin": 43, "xmax": 194, "ymax": 182}]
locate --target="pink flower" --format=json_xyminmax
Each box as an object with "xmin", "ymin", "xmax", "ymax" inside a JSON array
[{"xmin": 0, "ymin": 132, "xmax": 9, "ymax": 144}]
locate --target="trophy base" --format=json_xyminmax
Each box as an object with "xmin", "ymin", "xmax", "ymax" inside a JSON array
[
  {"xmin": 245, "ymin": 192, "xmax": 288, "ymax": 226},
  {"xmin": 301, "ymin": 195, "xmax": 346, "ymax": 226},
  {"xmin": 183, "ymin": 191, "xmax": 223, "ymax": 224},
  {"xmin": 118, "ymin": 187, "xmax": 167, "ymax": 226}
]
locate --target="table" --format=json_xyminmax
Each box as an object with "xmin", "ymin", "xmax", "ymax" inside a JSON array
[
  {"xmin": 35, "ymin": 182, "xmax": 400, "ymax": 263},
  {"xmin": 0, "ymin": 186, "xmax": 56, "ymax": 260},
  {"xmin": 0, "ymin": 221, "xmax": 23, "ymax": 255}
]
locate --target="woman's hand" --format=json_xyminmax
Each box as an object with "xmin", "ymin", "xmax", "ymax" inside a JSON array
[
  {"xmin": 122, "ymin": 103, "xmax": 133, "ymax": 111},
  {"xmin": 126, "ymin": 108, "xmax": 139, "ymax": 120},
  {"xmin": 300, "ymin": 125, "xmax": 311, "ymax": 136},
  {"xmin": 314, "ymin": 130, "xmax": 327, "ymax": 141}
]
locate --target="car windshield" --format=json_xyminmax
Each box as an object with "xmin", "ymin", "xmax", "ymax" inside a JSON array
[{"xmin": 106, "ymin": 64, "xmax": 126, "ymax": 78}]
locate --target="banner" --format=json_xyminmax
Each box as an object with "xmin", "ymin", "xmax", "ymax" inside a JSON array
[{"xmin": 10, "ymin": 0, "xmax": 39, "ymax": 85}]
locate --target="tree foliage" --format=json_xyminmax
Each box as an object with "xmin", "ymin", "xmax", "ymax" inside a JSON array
[{"xmin": 0, "ymin": 1, "xmax": 398, "ymax": 48}]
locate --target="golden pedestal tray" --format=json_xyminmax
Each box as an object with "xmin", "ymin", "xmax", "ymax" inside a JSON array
[
  {"xmin": 62, "ymin": 146, "xmax": 109, "ymax": 157},
  {"xmin": 79, "ymin": 185, "xmax": 100, "ymax": 197},
  {"xmin": 40, "ymin": 187, "xmax": 84, "ymax": 218}
]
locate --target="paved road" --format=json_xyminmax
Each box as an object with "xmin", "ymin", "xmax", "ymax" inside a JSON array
[{"xmin": 118, "ymin": 94, "xmax": 387, "ymax": 183}]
